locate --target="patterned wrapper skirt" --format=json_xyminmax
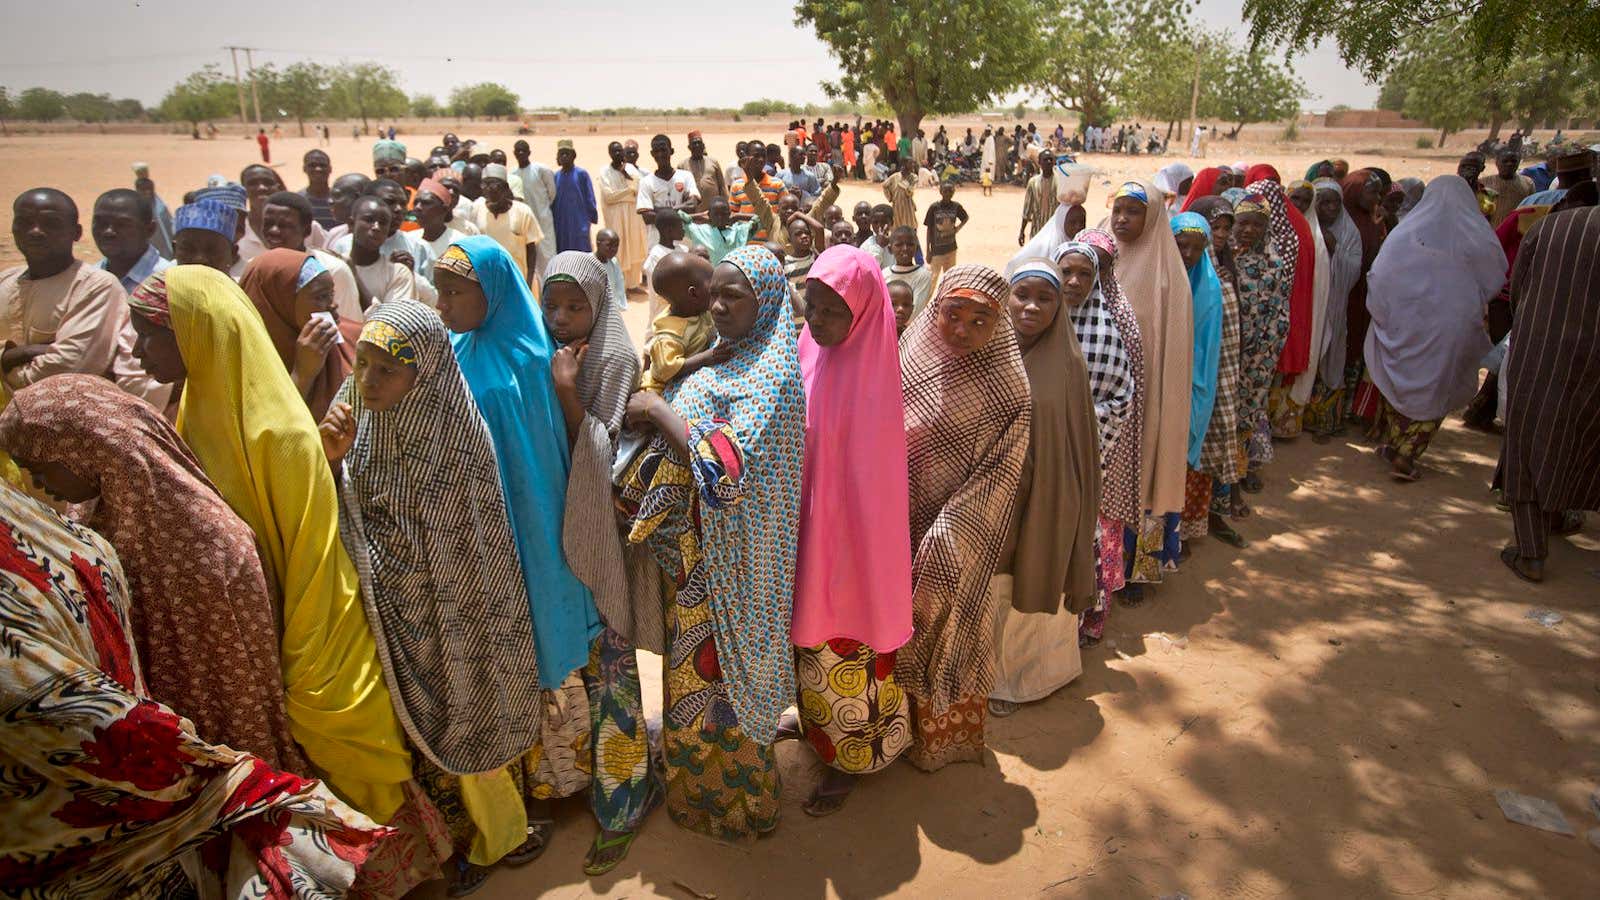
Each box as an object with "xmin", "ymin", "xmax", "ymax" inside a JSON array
[
  {"xmin": 1246, "ymin": 417, "xmax": 1275, "ymax": 466},
  {"xmin": 905, "ymin": 692, "xmax": 987, "ymax": 772},
  {"xmin": 1125, "ymin": 514, "xmax": 1180, "ymax": 584},
  {"xmin": 795, "ymin": 638, "xmax": 912, "ymax": 775},
  {"xmin": 1181, "ymin": 469, "xmax": 1213, "ymax": 540},
  {"xmin": 1303, "ymin": 377, "xmax": 1344, "ymax": 434},
  {"xmin": 1080, "ymin": 515, "xmax": 1126, "ymax": 642},
  {"xmin": 1376, "ymin": 395, "xmax": 1442, "ymax": 465},
  {"xmin": 1268, "ymin": 377, "xmax": 1304, "ymax": 438}
]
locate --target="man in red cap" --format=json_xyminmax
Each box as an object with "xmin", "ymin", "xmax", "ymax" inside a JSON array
[{"xmin": 675, "ymin": 130, "xmax": 726, "ymax": 210}]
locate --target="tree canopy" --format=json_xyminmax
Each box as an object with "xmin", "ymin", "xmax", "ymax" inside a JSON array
[
  {"xmin": 448, "ymin": 82, "xmax": 521, "ymax": 120},
  {"xmin": 795, "ymin": 0, "xmax": 1047, "ymax": 136},
  {"xmin": 325, "ymin": 63, "xmax": 408, "ymax": 131},
  {"xmin": 158, "ymin": 66, "xmax": 235, "ymax": 126},
  {"xmin": 1241, "ymin": 0, "xmax": 1600, "ymax": 81}
]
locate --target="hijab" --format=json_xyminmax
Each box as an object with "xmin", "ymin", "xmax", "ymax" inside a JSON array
[
  {"xmin": 0, "ymin": 375, "xmax": 306, "ymax": 773},
  {"xmin": 1315, "ymin": 178, "xmax": 1362, "ymax": 386},
  {"xmin": 1075, "ymin": 227, "xmax": 1146, "ymax": 526},
  {"xmin": 1171, "ymin": 212, "xmax": 1224, "ymax": 467},
  {"xmin": 1396, "ymin": 177, "xmax": 1425, "ymax": 218},
  {"xmin": 1180, "ymin": 167, "xmax": 1228, "ymax": 212},
  {"xmin": 1245, "ymin": 167, "xmax": 1316, "ymax": 377},
  {"xmin": 1186, "ymin": 195, "xmax": 1239, "ymax": 283},
  {"xmin": 1099, "ymin": 181, "xmax": 1193, "ymax": 516},
  {"xmin": 443, "ymin": 235, "xmax": 599, "ymax": 689},
  {"xmin": 792, "ymin": 244, "xmax": 913, "ymax": 650},
  {"xmin": 149, "ymin": 265, "xmax": 411, "ymax": 820},
  {"xmin": 543, "ymin": 251, "xmax": 644, "ymax": 645},
  {"xmin": 1363, "ymin": 175, "xmax": 1502, "ymax": 420},
  {"xmin": 1055, "ymin": 242, "xmax": 1134, "ymax": 471},
  {"xmin": 897, "ymin": 264, "xmax": 1030, "ymax": 712},
  {"xmin": 238, "ymin": 246, "xmax": 358, "ymax": 421},
  {"xmin": 1003, "ymin": 260, "xmax": 1100, "ymax": 615},
  {"xmin": 658, "ymin": 245, "xmax": 806, "ymax": 743},
  {"xmin": 336, "ymin": 300, "xmax": 544, "ymax": 774}
]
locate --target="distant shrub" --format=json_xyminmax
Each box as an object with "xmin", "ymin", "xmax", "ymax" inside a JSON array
[{"xmin": 1415, "ymin": 135, "xmax": 1434, "ymax": 149}]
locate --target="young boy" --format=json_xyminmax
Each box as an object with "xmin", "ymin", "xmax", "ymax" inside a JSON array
[
  {"xmin": 859, "ymin": 204, "xmax": 894, "ymax": 269},
  {"xmin": 639, "ymin": 250, "xmax": 727, "ymax": 392},
  {"xmin": 347, "ymin": 196, "xmax": 420, "ymax": 305},
  {"xmin": 888, "ymin": 280, "xmax": 916, "ymax": 336},
  {"xmin": 923, "ymin": 180, "xmax": 969, "ymax": 284},
  {"xmin": 593, "ymin": 227, "xmax": 626, "ymax": 308},
  {"xmin": 642, "ymin": 207, "xmax": 687, "ymax": 321},
  {"xmin": 882, "ymin": 225, "xmax": 932, "ymax": 314}
]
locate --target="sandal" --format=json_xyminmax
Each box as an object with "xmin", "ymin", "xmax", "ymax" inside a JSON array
[
  {"xmin": 1117, "ymin": 584, "xmax": 1145, "ymax": 608},
  {"xmin": 1499, "ymin": 546, "xmax": 1544, "ymax": 583},
  {"xmin": 1390, "ymin": 461, "xmax": 1420, "ymax": 482},
  {"xmin": 1242, "ymin": 472, "xmax": 1263, "ymax": 494},
  {"xmin": 447, "ymin": 859, "xmax": 492, "ymax": 898},
  {"xmin": 582, "ymin": 829, "xmax": 637, "ymax": 877},
  {"xmin": 1555, "ymin": 511, "xmax": 1585, "ymax": 536},
  {"xmin": 987, "ymin": 698, "xmax": 1021, "ymax": 718},
  {"xmin": 1209, "ymin": 518, "xmax": 1248, "ymax": 548},
  {"xmin": 504, "ymin": 820, "xmax": 553, "ymax": 866},
  {"xmin": 774, "ymin": 709, "xmax": 802, "ymax": 742},
  {"xmin": 802, "ymin": 771, "xmax": 856, "ymax": 818}
]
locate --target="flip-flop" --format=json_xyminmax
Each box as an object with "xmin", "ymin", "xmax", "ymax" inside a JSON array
[
  {"xmin": 505, "ymin": 820, "xmax": 553, "ymax": 866},
  {"xmin": 447, "ymin": 860, "xmax": 492, "ymax": 898},
  {"xmin": 987, "ymin": 698, "xmax": 1020, "ymax": 718},
  {"xmin": 1210, "ymin": 521, "xmax": 1249, "ymax": 548},
  {"xmin": 583, "ymin": 830, "xmax": 637, "ymax": 877},
  {"xmin": 1390, "ymin": 464, "xmax": 1420, "ymax": 482},
  {"xmin": 1499, "ymin": 546, "xmax": 1543, "ymax": 583}
]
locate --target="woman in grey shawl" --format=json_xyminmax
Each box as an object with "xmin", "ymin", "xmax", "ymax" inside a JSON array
[
  {"xmin": 1304, "ymin": 178, "xmax": 1365, "ymax": 437},
  {"xmin": 542, "ymin": 250, "xmax": 654, "ymax": 876}
]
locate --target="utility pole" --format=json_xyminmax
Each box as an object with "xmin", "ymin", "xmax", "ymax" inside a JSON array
[
  {"xmin": 226, "ymin": 47, "xmax": 248, "ymax": 127},
  {"xmin": 244, "ymin": 48, "xmax": 263, "ymax": 127}
]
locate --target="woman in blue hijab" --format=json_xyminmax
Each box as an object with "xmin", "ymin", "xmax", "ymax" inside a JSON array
[
  {"xmin": 433, "ymin": 234, "xmax": 602, "ymax": 861},
  {"xmin": 1170, "ymin": 212, "xmax": 1224, "ymax": 550}
]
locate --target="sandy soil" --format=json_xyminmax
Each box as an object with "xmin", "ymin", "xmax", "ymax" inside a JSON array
[{"xmin": 1, "ymin": 124, "xmax": 1595, "ymax": 897}]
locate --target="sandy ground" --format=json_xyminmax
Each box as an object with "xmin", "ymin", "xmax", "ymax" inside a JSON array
[{"xmin": 1, "ymin": 125, "xmax": 1596, "ymax": 897}]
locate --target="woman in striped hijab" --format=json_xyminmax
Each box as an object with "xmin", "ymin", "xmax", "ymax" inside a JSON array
[{"xmin": 896, "ymin": 264, "xmax": 1030, "ymax": 771}]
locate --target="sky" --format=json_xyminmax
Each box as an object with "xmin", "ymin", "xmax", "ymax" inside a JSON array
[{"xmin": 1, "ymin": 0, "xmax": 1378, "ymax": 113}]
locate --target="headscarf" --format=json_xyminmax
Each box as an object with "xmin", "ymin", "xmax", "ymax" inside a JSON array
[
  {"xmin": 128, "ymin": 270, "xmax": 172, "ymax": 326},
  {"xmin": 1154, "ymin": 162, "xmax": 1195, "ymax": 206},
  {"xmin": 896, "ymin": 264, "xmax": 1030, "ymax": 712},
  {"xmin": 1075, "ymin": 227, "xmax": 1145, "ymax": 526},
  {"xmin": 792, "ymin": 244, "xmax": 913, "ymax": 649},
  {"xmin": 1054, "ymin": 243, "xmax": 1133, "ymax": 474},
  {"xmin": 1180, "ymin": 167, "xmax": 1228, "ymax": 212},
  {"xmin": 658, "ymin": 245, "xmax": 806, "ymax": 742},
  {"xmin": 543, "ymin": 251, "xmax": 644, "ymax": 645},
  {"xmin": 1244, "ymin": 168, "xmax": 1316, "ymax": 377},
  {"xmin": 1221, "ymin": 187, "xmax": 1247, "ymax": 207},
  {"xmin": 1098, "ymin": 180, "xmax": 1193, "ymax": 515},
  {"xmin": 0, "ymin": 376, "xmax": 306, "ymax": 772},
  {"xmin": 0, "ymin": 481, "xmax": 383, "ymax": 899},
  {"xmin": 239, "ymin": 247, "xmax": 357, "ymax": 421},
  {"xmin": 1289, "ymin": 189, "xmax": 1333, "ymax": 406},
  {"xmin": 1170, "ymin": 212, "xmax": 1224, "ymax": 467},
  {"xmin": 1002, "ymin": 259, "xmax": 1099, "ymax": 615},
  {"xmin": 1315, "ymin": 178, "xmax": 1363, "ymax": 386},
  {"xmin": 154, "ymin": 265, "xmax": 411, "ymax": 820},
  {"xmin": 336, "ymin": 300, "xmax": 544, "ymax": 774},
  {"xmin": 1186, "ymin": 195, "xmax": 1239, "ymax": 283},
  {"xmin": 443, "ymin": 236, "xmax": 599, "ymax": 689},
  {"xmin": 1331, "ymin": 159, "xmax": 1350, "ymax": 181},
  {"xmin": 1304, "ymin": 159, "xmax": 1335, "ymax": 182},
  {"xmin": 1341, "ymin": 169, "xmax": 1387, "ymax": 364},
  {"xmin": 1363, "ymin": 175, "xmax": 1502, "ymax": 420},
  {"xmin": 1519, "ymin": 188, "xmax": 1567, "ymax": 208}
]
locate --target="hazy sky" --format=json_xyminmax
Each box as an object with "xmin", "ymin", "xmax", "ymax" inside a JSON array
[{"xmin": 2, "ymin": 0, "xmax": 1377, "ymax": 112}]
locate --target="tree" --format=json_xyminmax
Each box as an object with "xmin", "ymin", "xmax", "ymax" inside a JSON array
[
  {"xmin": 411, "ymin": 93, "xmax": 442, "ymax": 118},
  {"xmin": 17, "ymin": 88, "xmax": 66, "ymax": 122},
  {"xmin": 327, "ymin": 62, "xmax": 406, "ymax": 133},
  {"xmin": 449, "ymin": 82, "xmax": 520, "ymax": 120},
  {"xmin": 158, "ymin": 66, "xmax": 234, "ymax": 127},
  {"xmin": 0, "ymin": 87, "xmax": 10, "ymax": 135},
  {"xmin": 1241, "ymin": 0, "xmax": 1600, "ymax": 80},
  {"xmin": 795, "ymin": 0, "xmax": 1047, "ymax": 137},
  {"xmin": 273, "ymin": 61, "xmax": 329, "ymax": 136},
  {"xmin": 1208, "ymin": 43, "xmax": 1304, "ymax": 138}
]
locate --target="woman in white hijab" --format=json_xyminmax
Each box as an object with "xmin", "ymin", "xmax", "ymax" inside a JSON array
[{"xmin": 1362, "ymin": 174, "xmax": 1503, "ymax": 480}]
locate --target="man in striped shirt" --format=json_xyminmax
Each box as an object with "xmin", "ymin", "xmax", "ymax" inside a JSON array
[{"xmin": 728, "ymin": 140, "xmax": 785, "ymax": 244}]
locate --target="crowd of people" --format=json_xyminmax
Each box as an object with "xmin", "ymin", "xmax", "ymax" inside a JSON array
[{"xmin": 2, "ymin": 122, "xmax": 1598, "ymax": 898}]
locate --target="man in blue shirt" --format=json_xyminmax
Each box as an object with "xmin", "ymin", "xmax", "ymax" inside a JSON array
[
  {"xmin": 92, "ymin": 189, "xmax": 170, "ymax": 293},
  {"xmin": 780, "ymin": 147, "xmax": 821, "ymax": 204}
]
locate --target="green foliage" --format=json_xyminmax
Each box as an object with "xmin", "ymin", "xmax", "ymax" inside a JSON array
[
  {"xmin": 410, "ymin": 94, "xmax": 442, "ymax": 118},
  {"xmin": 1241, "ymin": 0, "xmax": 1600, "ymax": 80},
  {"xmin": 1415, "ymin": 135, "xmax": 1433, "ymax": 148},
  {"xmin": 1376, "ymin": 73, "xmax": 1408, "ymax": 113},
  {"xmin": 448, "ymin": 82, "xmax": 521, "ymax": 120},
  {"xmin": 17, "ymin": 87, "xmax": 66, "ymax": 122},
  {"xmin": 1035, "ymin": 4, "xmax": 1128, "ymax": 127},
  {"xmin": 795, "ymin": 0, "xmax": 1048, "ymax": 134},
  {"xmin": 1207, "ymin": 41, "xmax": 1303, "ymax": 135},
  {"xmin": 158, "ymin": 66, "xmax": 234, "ymax": 125},
  {"xmin": 59, "ymin": 92, "xmax": 142, "ymax": 123},
  {"xmin": 272, "ymin": 62, "xmax": 330, "ymax": 135},
  {"xmin": 326, "ymin": 63, "xmax": 407, "ymax": 131}
]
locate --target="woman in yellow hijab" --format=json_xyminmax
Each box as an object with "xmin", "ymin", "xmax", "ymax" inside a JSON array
[{"xmin": 124, "ymin": 265, "xmax": 452, "ymax": 894}]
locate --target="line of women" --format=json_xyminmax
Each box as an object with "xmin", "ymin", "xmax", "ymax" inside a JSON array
[{"xmin": 1, "ymin": 160, "xmax": 1571, "ymax": 896}]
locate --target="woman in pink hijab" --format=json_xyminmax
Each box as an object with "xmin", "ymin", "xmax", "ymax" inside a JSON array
[{"xmin": 784, "ymin": 243, "xmax": 914, "ymax": 816}]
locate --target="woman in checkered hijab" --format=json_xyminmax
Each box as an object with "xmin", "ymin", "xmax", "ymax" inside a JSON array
[{"xmin": 895, "ymin": 263, "xmax": 1030, "ymax": 772}]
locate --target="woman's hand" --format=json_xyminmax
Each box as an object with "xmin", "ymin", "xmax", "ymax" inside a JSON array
[
  {"xmin": 552, "ymin": 340, "xmax": 587, "ymax": 394},
  {"xmin": 319, "ymin": 402, "xmax": 357, "ymax": 462},
  {"xmin": 624, "ymin": 390, "xmax": 664, "ymax": 431},
  {"xmin": 295, "ymin": 315, "xmax": 340, "ymax": 381}
]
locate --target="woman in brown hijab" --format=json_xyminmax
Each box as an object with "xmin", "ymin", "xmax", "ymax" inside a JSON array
[
  {"xmin": 0, "ymin": 374, "xmax": 308, "ymax": 772},
  {"xmin": 239, "ymin": 246, "xmax": 360, "ymax": 420}
]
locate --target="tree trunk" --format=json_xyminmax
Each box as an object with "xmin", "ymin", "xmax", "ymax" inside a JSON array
[
  {"xmin": 895, "ymin": 109, "xmax": 923, "ymax": 144},
  {"xmin": 1438, "ymin": 127, "xmax": 1448, "ymax": 147},
  {"xmin": 1229, "ymin": 122, "xmax": 1244, "ymax": 139},
  {"xmin": 1487, "ymin": 112, "xmax": 1504, "ymax": 140},
  {"xmin": 297, "ymin": 117, "xmax": 306, "ymax": 138}
]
